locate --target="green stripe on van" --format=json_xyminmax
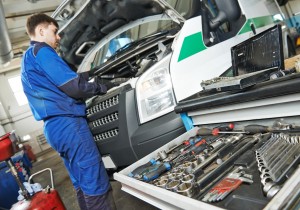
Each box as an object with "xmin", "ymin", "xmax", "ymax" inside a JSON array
[{"xmin": 178, "ymin": 32, "xmax": 207, "ymax": 62}]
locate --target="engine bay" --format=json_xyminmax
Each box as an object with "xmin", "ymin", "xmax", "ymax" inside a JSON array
[{"xmin": 90, "ymin": 30, "xmax": 175, "ymax": 83}]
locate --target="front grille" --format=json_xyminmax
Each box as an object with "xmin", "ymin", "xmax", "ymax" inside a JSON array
[
  {"xmin": 91, "ymin": 112, "xmax": 119, "ymax": 128},
  {"xmin": 87, "ymin": 95, "xmax": 119, "ymax": 116},
  {"xmin": 94, "ymin": 128, "xmax": 119, "ymax": 142},
  {"xmin": 87, "ymin": 91, "xmax": 122, "ymax": 143}
]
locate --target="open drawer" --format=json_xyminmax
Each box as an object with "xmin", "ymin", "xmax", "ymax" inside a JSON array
[{"xmin": 114, "ymin": 125, "xmax": 300, "ymax": 210}]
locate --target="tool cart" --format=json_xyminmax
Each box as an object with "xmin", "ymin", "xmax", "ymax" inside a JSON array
[{"xmin": 114, "ymin": 23, "xmax": 300, "ymax": 210}]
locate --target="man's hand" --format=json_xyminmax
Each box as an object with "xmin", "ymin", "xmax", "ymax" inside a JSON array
[
  {"xmin": 95, "ymin": 77, "xmax": 119, "ymax": 90},
  {"xmin": 104, "ymin": 80, "xmax": 118, "ymax": 90}
]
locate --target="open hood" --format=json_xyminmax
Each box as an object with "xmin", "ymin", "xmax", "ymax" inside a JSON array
[{"xmin": 52, "ymin": 0, "xmax": 189, "ymax": 68}]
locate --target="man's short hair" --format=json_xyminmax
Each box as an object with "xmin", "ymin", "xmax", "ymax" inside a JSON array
[{"xmin": 26, "ymin": 13, "xmax": 59, "ymax": 37}]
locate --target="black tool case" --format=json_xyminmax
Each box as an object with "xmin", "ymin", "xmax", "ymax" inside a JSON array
[{"xmin": 200, "ymin": 25, "xmax": 284, "ymax": 93}]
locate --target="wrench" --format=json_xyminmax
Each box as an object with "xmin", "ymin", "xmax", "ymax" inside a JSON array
[
  {"xmin": 256, "ymin": 134, "xmax": 277, "ymax": 154},
  {"xmin": 269, "ymin": 145, "xmax": 300, "ymax": 181},
  {"xmin": 266, "ymin": 144, "xmax": 294, "ymax": 169}
]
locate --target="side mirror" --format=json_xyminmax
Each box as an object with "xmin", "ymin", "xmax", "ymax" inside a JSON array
[{"xmin": 209, "ymin": 0, "xmax": 241, "ymax": 30}]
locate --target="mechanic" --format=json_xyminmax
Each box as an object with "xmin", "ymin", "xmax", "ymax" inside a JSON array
[{"xmin": 21, "ymin": 13, "xmax": 117, "ymax": 210}]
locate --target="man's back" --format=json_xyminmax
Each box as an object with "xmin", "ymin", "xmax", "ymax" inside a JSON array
[{"xmin": 21, "ymin": 42, "xmax": 86, "ymax": 121}]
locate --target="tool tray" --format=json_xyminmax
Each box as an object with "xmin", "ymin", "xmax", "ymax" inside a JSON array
[{"xmin": 114, "ymin": 125, "xmax": 300, "ymax": 210}]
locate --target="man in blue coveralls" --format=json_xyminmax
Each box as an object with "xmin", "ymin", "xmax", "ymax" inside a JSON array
[{"xmin": 21, "ymin": 13, "xmax": 117, "ymax": 210}]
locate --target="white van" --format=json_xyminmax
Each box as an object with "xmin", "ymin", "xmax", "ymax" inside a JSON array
[{"xmin": 52, "ymin": 0, "xmax": 295, "ymax": 169}]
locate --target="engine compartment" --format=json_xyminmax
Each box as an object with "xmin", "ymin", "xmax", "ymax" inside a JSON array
[{"xmin": 90, "ymin": 31, "xmax": 175, "ymax": 81}]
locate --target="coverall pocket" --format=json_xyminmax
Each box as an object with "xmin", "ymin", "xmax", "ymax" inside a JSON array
[{"xmin": 77, "ymin": 155, "xmax": 108, "ymax": 195}]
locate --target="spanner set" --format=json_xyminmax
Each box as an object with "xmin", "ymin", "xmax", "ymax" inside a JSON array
[{"xmin": 256, "ymin": 133, "xmax": 300, "ymax": 198}]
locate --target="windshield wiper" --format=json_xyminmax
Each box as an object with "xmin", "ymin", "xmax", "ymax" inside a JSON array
[{"xmin": 109, "ymin": 30, "xmax": 170, "ymax": 59}]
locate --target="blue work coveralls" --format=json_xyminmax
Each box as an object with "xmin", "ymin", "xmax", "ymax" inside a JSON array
[{"xmin": 21, "ymin": 41, "xmax": 110, "ymax": 197}]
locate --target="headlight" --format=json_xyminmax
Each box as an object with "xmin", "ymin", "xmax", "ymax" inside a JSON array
[{"xmin": 136, "ymin": 67, "xmax": 176, "ymax": 124}]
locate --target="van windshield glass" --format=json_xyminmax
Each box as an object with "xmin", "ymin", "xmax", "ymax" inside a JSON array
[{"xmin": 92, "ymin": 19, "xmax": 175, "ymax": 67}]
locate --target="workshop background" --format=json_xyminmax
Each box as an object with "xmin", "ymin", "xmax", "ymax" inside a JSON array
[{"xmin": 0, "ymin": 0, "xmax": 300, "ymax": 209}]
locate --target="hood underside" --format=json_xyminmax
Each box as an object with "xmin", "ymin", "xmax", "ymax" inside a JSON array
[{"xmin": 55, "ymin": 0, "xmax": 164, "ymax": 67}]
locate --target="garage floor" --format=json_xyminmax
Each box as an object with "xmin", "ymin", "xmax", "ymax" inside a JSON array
[{"xmin": 30, "ymin": 148, "xmax": 158, "ymax": 210}]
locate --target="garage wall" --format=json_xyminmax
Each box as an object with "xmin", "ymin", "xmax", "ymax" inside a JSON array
[
  {"xmin": 0, "ymin": 124, "xmax": 5, "ymax": 136},
  {"xmin": 0, "ymin": 69, "xmax": 49, "ymax": 155},
  {"xmin": 282, "ymin": 0, "xmax": 300, "ymax": 28}
]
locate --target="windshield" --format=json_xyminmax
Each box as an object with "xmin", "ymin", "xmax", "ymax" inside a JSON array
[{"xmin": 91, "ymin": 19, "xmax": 176, "ymax": 68}]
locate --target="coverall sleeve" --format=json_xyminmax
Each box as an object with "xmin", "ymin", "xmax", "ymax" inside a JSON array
[{"xmin": 35, "ymin": 46, "xmax": 107, "ymax": 99}]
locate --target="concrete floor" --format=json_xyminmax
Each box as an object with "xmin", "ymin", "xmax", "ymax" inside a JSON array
[{"xmin": 30, "ymin": 148, "xmax": 158, "ymax": 210}]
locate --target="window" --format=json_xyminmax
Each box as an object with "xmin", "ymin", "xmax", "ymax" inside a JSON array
[
  {"xmin": 8, "ymin": 75, "xmax": 28, "ymax": 106},
  {"xmin": 201, "ymin": 0, "xmax": 246, "ymax": 47}
]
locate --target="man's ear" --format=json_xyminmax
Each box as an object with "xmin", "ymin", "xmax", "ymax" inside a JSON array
[
  {"xmin": 36, "ymin": 25, "xmax": 44, "ymax": 37},
  {"xmin": 39, "ymin": 27, "xmax": 44, "ymax": 37}
]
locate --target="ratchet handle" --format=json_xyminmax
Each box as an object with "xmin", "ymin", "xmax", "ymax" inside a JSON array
[
  {"xmin": 129, "ymin": 159, "xmax": 156, "ymax": 177},
  {"xmin": 143, "ymin": 162, "xmax": 171, "ymax": 182}
]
